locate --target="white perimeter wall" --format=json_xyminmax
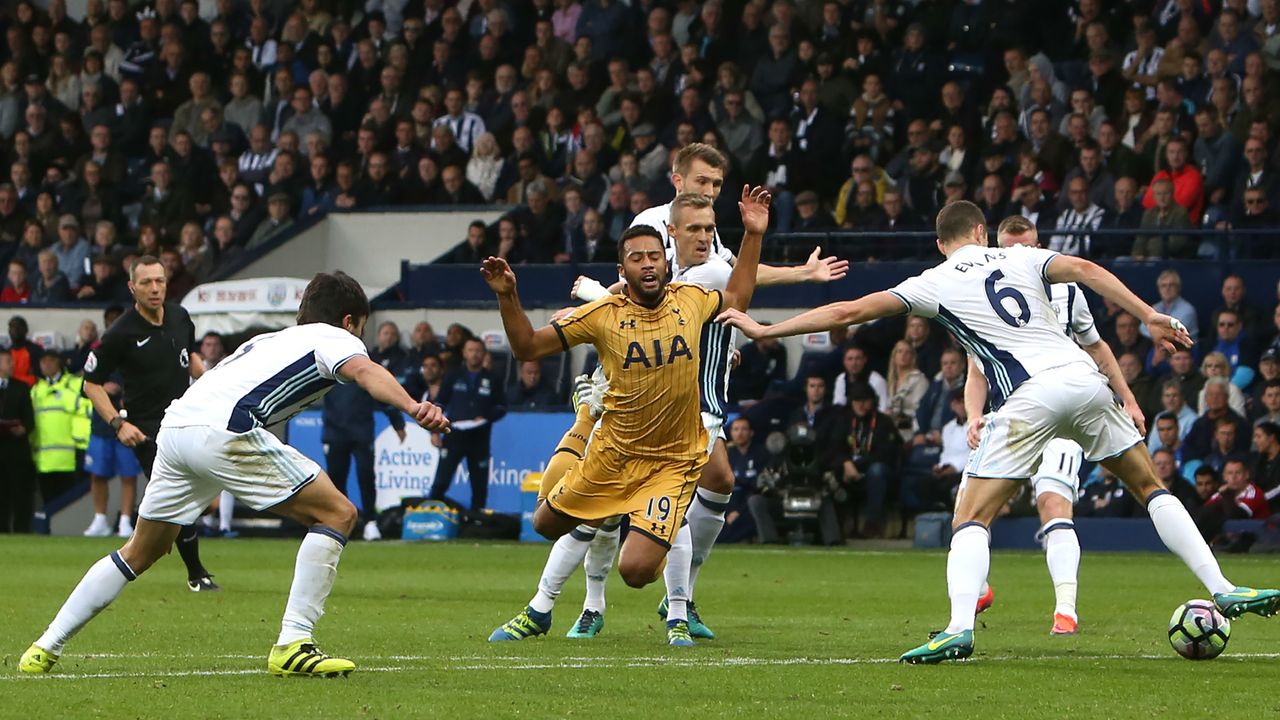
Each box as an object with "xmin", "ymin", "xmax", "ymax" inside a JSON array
[
  {"xmin": 228, "ymin": 209, "xmax": 507, "ymax": 293},
  {"xmin": 9, "ymin": 307, "xmax": 821, "ymax": 377}
]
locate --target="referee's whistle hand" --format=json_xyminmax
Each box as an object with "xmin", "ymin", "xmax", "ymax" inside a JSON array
[{"xmin": 116, "ymin": 422, "xmax": 147, "ymax": 447}]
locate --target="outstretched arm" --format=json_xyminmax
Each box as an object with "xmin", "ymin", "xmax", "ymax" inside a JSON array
[
  {"xmin": 583, "ymin": 247, "xmax": 847, "ymax": 299},
  {"xmin": 722, "ymin": 185, "xmax": 770, "ymax": 311},
  {"xmin": 754, "ymin": 248, "xmax": 849, "ymax": 286},
  {"xmin": 482, "ymin": 256, "xmax": 566, "ymax": 361},
  {"xmin": 1045, "ymin": 255, "xmax": 1192, "ymax": 353},
  {"xmin": 717, "ymin": 291, "xmax": 907, "ymax": 340},
  {"xmin": 340, "ymin": 356, "xmax": 450, "ymax": 432}
]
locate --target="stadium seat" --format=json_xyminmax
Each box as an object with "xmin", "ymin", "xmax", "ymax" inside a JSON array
[
  {"xmin": 1182, "ymin": 459, "xmax": 1203, "ymax": 484},
  {"xmin": 482, "ymin": 330, "xmax": 511, "ymax": 387},
  {"xmin": 789, "ymin": 332, "xmax": 835, "ymax": 386},
  {"xmin": 31, "ymin": 331, "xmax": 65, "ymax": 351},
  {"xmin": 540, "ymin": 354, "xmax": 569, "ymax": 404}
]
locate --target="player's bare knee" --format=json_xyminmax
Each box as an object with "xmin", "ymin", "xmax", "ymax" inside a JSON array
[
  {"xmin": 327, "ymin": 498, "xmax": 358, "ymax": 536},
  {"xmin": 1108, "ymin": 463, "xmax": 1163, "ymax": 500},
  {"xmin": 118, "ymin": 540, "xmax": 165, "ymax": 575},
  {"xmin": 1036, "ymin": 494, "xmax": 1072, "ymax": 524},
  {"xmin": 698, "ymin": 464, "xmax": 734, "ymax": 494},
  {"xmin": 1126, "ymin": 476, "xmax": 1163, "ymax": 503},
  {"xmin": 305, "ymin": 497, "xmax": 357, "ymax": 536},
  {"xmin": 532, "ymin": 505, "xmax": 567, "ymax": 540},
  {"xmin": 950, "ymin": 517, "xmax": 988, "ymax": 533},
  {"xmin": 617, "ymin": 559, "xmax": 658, "ymax": 588}
]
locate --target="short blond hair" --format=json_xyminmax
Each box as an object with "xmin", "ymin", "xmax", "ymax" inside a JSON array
[
  {"xmin": 670, "ymin": 192, "xmax": 714, "ymax": 225},
  {"xmin": 672, "ymin": 143, "xmax": 726, "ymax": 177},
  {"xmin": 996, "ymin": 215, "xmax": 1037, "ymax": 246},
  {"xmin": 997, "ymin": 215, "xmax": 1035, "ymax": 237}
]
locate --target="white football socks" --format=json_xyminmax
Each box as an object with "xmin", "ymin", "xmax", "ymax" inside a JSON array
[
  {"xmin": 664, "ymin": 523, "xmax": 692, "ymax": 623},
  {"xmin": 685, "ymin": 488, "xmax": 730, "ymax": 599},
  {"xmin": 278, "ymin": 527, "xmax": 347, "ymax": 646},
  {"xmin": 582, "ymin": 520, "xmax": 621, "ymax": 612},
  {"xmin": 529, "ymin": 526, "xmax": 594, "ymax": 614},
  {"xmin": 37, "ymin": 552, "xmax": 136, "ymax": 655},
  {"xmin": 944, "ymin": 524, "xmax": 991, "ymax": 635},
  {"xmin": 1042, "ymin": 521, "xmax": 1080, "ymax": 619},
  {"xmin": 1147, "ymin": 492, "xmax": 1234, "ymax": 595},
  {"xmin": 218, "ymin": 491, "xmax": 235, "ymax": 532}
]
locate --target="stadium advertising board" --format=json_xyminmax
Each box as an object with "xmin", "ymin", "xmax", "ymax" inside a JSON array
[{"xmin": 289, "ymin": 411, "xmax": 566, "ymax": 514}]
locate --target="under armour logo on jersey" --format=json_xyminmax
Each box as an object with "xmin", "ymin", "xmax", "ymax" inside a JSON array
[{"xmin": 619, "ymin": 319, "xmax": 636, "ymax": 329}]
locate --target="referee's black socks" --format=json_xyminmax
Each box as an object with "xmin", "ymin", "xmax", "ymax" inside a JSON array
[{"xmin": 176, "ymin": 525, "xmax": 209, "ymax": 580}]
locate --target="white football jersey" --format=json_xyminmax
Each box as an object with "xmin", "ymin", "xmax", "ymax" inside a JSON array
[
  {"xmin": 888, "ymin": 243, "xmax": 1092, "ymax": 410},
  {"xmin": 674, "ymin": 255, "xmax": 736, "ymax": 417},
  {"xmin": 1049, "ymin": 281, "xmax": 1102, "ymax": 347},
  {"xmin": 630, "ymin": 201, "xmax": 735, "ymax": 267},
  {"xmin": 162, "ymin": 323, "xmax": 368, "ymax": 432},
  {"xmin": 672, "ymin": 252, "xmax": 732, "ymax": 289}
]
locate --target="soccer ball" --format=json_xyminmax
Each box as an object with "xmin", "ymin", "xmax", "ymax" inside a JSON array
[{"xmin": 1167, "ymin": 600, "xmax": 1231, "ymax": 660}]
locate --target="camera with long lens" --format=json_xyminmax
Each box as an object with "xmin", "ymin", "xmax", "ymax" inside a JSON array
[{"xmin": 753, "ymin": 422, "xmax": 841, "ymax": 545}]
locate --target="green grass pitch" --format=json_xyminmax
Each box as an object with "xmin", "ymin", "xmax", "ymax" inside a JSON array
[{"xmin": 3, "ymin": 536, "xmax": 1279, "ymax": 719}]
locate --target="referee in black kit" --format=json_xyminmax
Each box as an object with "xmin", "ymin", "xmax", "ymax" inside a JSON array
[{"xmin": 82, "ymin": 256, "xmax": 219, "ymax": 592}]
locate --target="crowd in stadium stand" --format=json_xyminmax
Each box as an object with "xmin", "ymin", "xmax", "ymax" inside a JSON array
[
  {"xmin": 3, "ymin": 269, "xmax": 1279, "ymax": 540},
  {"xmin": 3, "ymin": 0, "xmax": 1280, "ymax": 540},
  {"xmin": 0, "ymin": 0, "xmax": 1276, "ymax": 298}
]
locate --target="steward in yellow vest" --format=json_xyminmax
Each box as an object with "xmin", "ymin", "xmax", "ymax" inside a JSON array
[{"xmin": 30, "ymin": 354, "xmax": 90, "ymax": 475}]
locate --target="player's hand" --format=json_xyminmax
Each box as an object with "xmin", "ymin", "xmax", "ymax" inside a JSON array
[
  {"xmin": 966, "ymin": 416, "xmax": 986, "ymax": 450},
  {"xmin": 730, "ymin": 348, "xmax": 741, "ymax": 369},
  {"xmin": 1124, "ymin": 399, "xmax": 1147, "ymax": 436},
  {"xmin": 480, "ymin": 256, "xmax": 517, "ymax": 295},
  {"xmin": 714, "ymin": 308, "xmax": 768, "ymax": 339},
  {"xmin": 395, "ymin": 426, "xmax": 407, "ymax": 443},
  {"xmin": 738, "ymin": 184, "xmax": 772, "ymax": 235},
  {"xmin": 410, "ymin": 401, "xmax": 451, "ymax": 433},
  {"xmin": 1146, "ymin": 313, "xmax": 1193, "ymax": 354},
  {"xmin": 116, "ymin": 421, "xmax": 147, "ymax": 447},
  {"xmin": 572, "ymin": 275, "xmax": 609, "ymax": 302},
  {"xmin": 549, "ymin": 306, "xmax": 576, "ymax": 323},
  {"xmin": 431, "ymin": 432, "xmax": 443, "ymax": 448},
  {"xmin": 802, "ymin": 246, "xmax": 849, "ymax": 283}
]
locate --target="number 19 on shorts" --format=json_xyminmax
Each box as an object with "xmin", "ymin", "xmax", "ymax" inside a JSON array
[{"xmin": 645, "ymin": 496, "xmax": 672, "ymax": 523}]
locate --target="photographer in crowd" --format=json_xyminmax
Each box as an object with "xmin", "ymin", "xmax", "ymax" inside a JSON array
[{"xmin": 824, "ymin": 382, "xmax": 902, "ymax": 539}]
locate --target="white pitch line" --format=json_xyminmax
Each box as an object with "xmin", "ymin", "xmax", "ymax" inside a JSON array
[{"xmin": 6, "ymin": 653, "xmax": 1280, "ymax": 680}]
